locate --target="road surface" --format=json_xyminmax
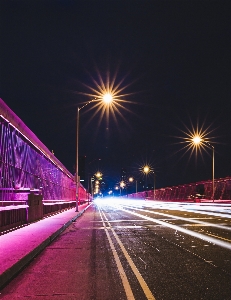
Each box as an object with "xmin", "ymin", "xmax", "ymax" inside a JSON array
[{"xmin": 1, "ymin": 199, "xmax": 231, "ymax": 299}]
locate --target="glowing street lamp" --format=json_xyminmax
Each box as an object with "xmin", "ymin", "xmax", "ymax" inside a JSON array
[
  {"xmin": 76, "ymin": 95, "xmax": 113, "ymax": 211},
  {"xmin": 103, "ymin": 93, "xmax": 113, "ymax": 104},
  {"xmin": 192, "ymin": 135, "xmax": 202, "ymax": 145},
  {"xmin": 192, "ymin": 135, "xmax": 215, "ymax": 201},
  {"xmin": 120, "ymin": 180, "xmax": 126, "ymax": 196},
  {"xmin": 143, "ymin": 165, "xmax": 150, "ymax": 191},
  {"xmin": 95, "ymin": 172, "xmax": 102, "ymax": 179},
  {"xmin": 120, "ymin": 181, "xmax": 125, "ymax": 188},
  {"xmin": 143, "ymin": 166, "xmax": 150, "ymax": 174},
  {"xmin": 129, "ymin": 176, "xmax": 137, "ymax": 194},
  {"xmin": 142, "ymin": 165, "xmax": 155, "ymax": 199}
]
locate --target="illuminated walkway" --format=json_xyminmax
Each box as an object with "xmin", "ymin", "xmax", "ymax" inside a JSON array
[{"xmin": 0, "ymin": 203, "xmax": 90, "ymax": 290}]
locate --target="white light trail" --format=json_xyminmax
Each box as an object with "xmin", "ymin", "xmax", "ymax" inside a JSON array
[{"xmin": 100, "ymin": 199, "xmax": 231, "ymax": 251}]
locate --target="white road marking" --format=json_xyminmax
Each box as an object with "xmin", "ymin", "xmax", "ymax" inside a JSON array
[{"xmin": 114, "ymin": 205, "xmax": 231, "ymax": 251}]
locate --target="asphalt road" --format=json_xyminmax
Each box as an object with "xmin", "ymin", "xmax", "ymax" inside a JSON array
[{"xmin": 1, "ymin": 199, "xmax": 231, "ymax": 300}]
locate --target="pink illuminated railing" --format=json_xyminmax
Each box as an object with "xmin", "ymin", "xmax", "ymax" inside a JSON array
[
  {"xmin": 0, "ymin": 98, "xmax": 75, "ymax": 202},
  {"xmin": 0, "ymin": 99, "xmax": 91, "ymax": 232},
  {"xmin": 126, "ymin": 177, "xmax": 231, "ymax": 201}
]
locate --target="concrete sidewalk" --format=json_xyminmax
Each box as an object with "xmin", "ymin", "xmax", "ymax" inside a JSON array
[{"xmin": 0, "ymin": 203, "xmax": 92, "ymax": 290}]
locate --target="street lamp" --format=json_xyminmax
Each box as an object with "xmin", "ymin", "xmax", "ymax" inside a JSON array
[
  {"xmin": 192, "ymin": 135, "xmax": 215, "ymax": 201},
  {"xmin": 153, "ymin": 172, "xmax": 156, "ymax": 200},
  {"xmin": 129, "ymin": 177, "xmax": 137, "ymax": 194},
  {"xmin": 142, "ymin": 166, "xmax": 155, "ymax": 200},
  {"xmin": 95, "ymin": 172, "xmax": 102, "ymax": 179},
  {"xmin": 76, "ymin": 95, "xmax": 113, "ymax": 212},
  {"xmin": 87, "ymin": 158, "xmax": 101, "ymax": 205},
  {"xmin": 143, "ymin": 165, "xmax": 150, "ymax": 191},
  {"xmin": 120, "ymin": 181, "xmax": 126, "ymax": 196}
]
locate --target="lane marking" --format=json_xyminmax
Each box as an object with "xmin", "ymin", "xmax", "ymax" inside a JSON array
[
  {"xmin": 121, "ymin": 204, "xmax": 231, "ymax": 232},
  {"xmin": 100, "ymin": 209, "xmax": 156, "ymax": 300},
  {"xmin": 113, "ymin": 205, "xmax": 231, "ymax": 251},
  {"xmin": 98, "ymin": 208, "xmax": 135, "ymax": 300},
  {"xmin": 205, "ymin": 232, "xmax": 231, "ymax": 242}
]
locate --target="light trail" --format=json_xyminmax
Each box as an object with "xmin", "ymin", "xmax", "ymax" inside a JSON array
[
  {"xmin": 116, "ymin": 205, "xmax": 231, "ymax": 250},
  {"xmin": 113, "ymin": 199, "xmax": 231, "ymax": 219},
  {"xmin": 119, "ymin": 204, "xmax": 231, "ymax": 232},
  {"xmin": 96, "ymin": 199, "xmax": 231, "ymax": 251}
]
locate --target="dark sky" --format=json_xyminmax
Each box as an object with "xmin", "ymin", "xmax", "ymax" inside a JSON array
[{"xmin": 1, "ymin": 0, "xmax": 231, "ymax": 189}]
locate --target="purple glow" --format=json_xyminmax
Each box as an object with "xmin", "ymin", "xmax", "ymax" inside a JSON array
[{"xmin": 0, "ymin": 99, "xmax": 75, "ymax": 201}]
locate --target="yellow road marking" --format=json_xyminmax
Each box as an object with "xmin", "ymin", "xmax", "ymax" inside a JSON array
[
  {"xmin": 101, "ymin": 209, "xmax": 156, "ymax": 300},
  {"xmin": 98, "ymin": 208, "xmax": 135, "ymax": 300},
  {"xmin": 205, "ymin": 232, "xmax": 231, "ymax": 242}
]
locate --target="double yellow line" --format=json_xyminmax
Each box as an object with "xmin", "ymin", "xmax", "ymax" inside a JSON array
[{"xmin": 98, "ymin": 205, "xmax": 155, "ymax": 300}]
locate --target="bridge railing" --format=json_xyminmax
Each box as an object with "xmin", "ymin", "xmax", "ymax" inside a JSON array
[
  {"xmin": 0, "ymin": 98, "xmax": 93, "ymax": 233},
  {"xmin": 0, "ymin": 98, "xmax": 75, "ymax": 203},
  {"xmin": 125, "ymin": 177, "xmax": 231, "ymax": 202}
]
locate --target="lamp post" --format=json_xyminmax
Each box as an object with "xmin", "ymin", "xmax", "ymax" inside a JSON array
[
  {"xmin": 76, "ymin": 94, "xmax": 113, "ymax": 212},
  {"xmin": 153, "ymin": 171, "xmax": 156, "ymax": 200},
  {"xmin": 192, "ymin": 136, "xmax": 215, "ymax": 201},
  {"xmin": 129, "ymin": 177, "xmax": 137, "ymax": 194},
  {"xmin": 143, "ymin": 165, "xmax": 150, "ymax": 191},
  {"xmin": 87, "ymin": 158, "xmax": 101, "ymax": 205},
  {"xmin": 120, "ymin": 181, "xmax": 125, "ymax": 196},
  {"xmin": 143, "ymin": 166, "xmax": 155, "ymax": 200}
]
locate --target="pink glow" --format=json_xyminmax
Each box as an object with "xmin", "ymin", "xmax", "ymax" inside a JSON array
[{"xmin": 0, "ymin": 98, "xmax": 75, "ymax": 201}]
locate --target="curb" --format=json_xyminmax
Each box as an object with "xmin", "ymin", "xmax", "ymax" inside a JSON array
[{"xmin": 0, "ymin": 203, "xmax": 92, "ymax": 290}]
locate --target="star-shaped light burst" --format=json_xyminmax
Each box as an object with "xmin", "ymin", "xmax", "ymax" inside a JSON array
[
  {"xmin": 77, "ymin": 69, "xmax": 135, "ymax": 128},
  {"xmin": 139, "ymin": 164, "xmax": 154, "ymax": 176},
  {"xmin": 176, "ymin": 120, "xmax": 217, "ymax": 160}
]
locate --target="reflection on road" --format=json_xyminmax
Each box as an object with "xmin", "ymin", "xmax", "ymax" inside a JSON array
[{"xmin": 95, "ymin": 198, "xmax": 231, "ymax": 250}]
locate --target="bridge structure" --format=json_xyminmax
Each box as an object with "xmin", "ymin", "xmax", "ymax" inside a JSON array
[
  {"xmin": 1, "ymin": 98, "xmax": 230, "ymax": 233},
  {"xmin": 127, "ymin": 177, "xmax": 231, "ymax": 202},
  {"xmin": 0, "ymin": 98, "xmax": 90, "ymax": 232},
  {"xmin": 0, "ymin": 98, "xmax": 231, "ymax": 294}
]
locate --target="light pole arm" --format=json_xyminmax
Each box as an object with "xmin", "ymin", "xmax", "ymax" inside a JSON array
[
  {"xmin": 204, "ymin": 141, "xmax": 215, "ymax": 201},
  {"xmin": 212, "ymin": 145, "xmax": 215, "ymax": 201},
  {"xmin": 153, "ymin": 172, "xmax": 156, "ymax": 200},
  {"xmin": 76, "ymin": 107, "xmax": 80, "ymax": 212},
  {"xmin": 76, "ymin": 98, "xmax": 97, "ymax": 212},
  {"xmin": 79, "ymin": 99, "xmax": 97, "ymax": 112}
]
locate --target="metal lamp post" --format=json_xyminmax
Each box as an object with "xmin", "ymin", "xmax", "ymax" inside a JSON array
[
  {"xmin": 206, "ymin": 142, "xmax": 215, "ymax": 201},
  {"xmin": 153, "ymin": 171, "xmax": 156, "ymax": 200},
  {"xmin": 143, "ymin": 166, "xmax": 156, "ymax": 200},
  {"xmin": 87, "ymin": 158, "xmax": 101, "ymax": 205},
  {"xmin": 76, "ymin": 94, "xmax": 113, "ymax": 212},
  {"xmin": 129, "ymin": 177, "xmax": 137, "ymax": 194},
  {"xmin": 192, "ymin": 136, "xmax": 215, "ymax": 202},
  {"xmin": 143, "ymin": 166, "xmax": 149, "ymax": 191},
  {"xmin": 120, "ymin": 181, "xmax": 125, "ymax": 196},
  {"xmin": 128, "ymin": 177, "xmax": 133, "ymax": 194}
]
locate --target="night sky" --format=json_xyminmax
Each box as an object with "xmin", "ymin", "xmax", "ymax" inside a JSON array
[{"xmin": 1, "ymin": 0, "xmax": 231, "ymax": 190}]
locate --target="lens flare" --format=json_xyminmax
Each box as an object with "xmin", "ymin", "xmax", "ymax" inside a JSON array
[
  {"xmin": 75, "ymin": 67, "xmax": 137, "ymax": 130},
  {"xmin": 192, "ymin": 135, "xmax": 202, "ymax": 145},
  {"xmin": 139, "ymin": 164, "xmax": 154, "ymax": 176},
  {"xmin": 103, "ymin": 93, "xmax": 113, "ymax": 104},
  {"xmin": 173, "ymin": 119, "xmax": 217, "ymax": 162},
  {"xmin": 143, "ymin": 166, "xmax": 150, "ymax": 173}
]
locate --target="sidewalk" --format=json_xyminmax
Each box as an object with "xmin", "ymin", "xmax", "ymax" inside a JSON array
[{"xmin": 0, "ymin": 203, "xmax": 92, "ymax": 290}]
